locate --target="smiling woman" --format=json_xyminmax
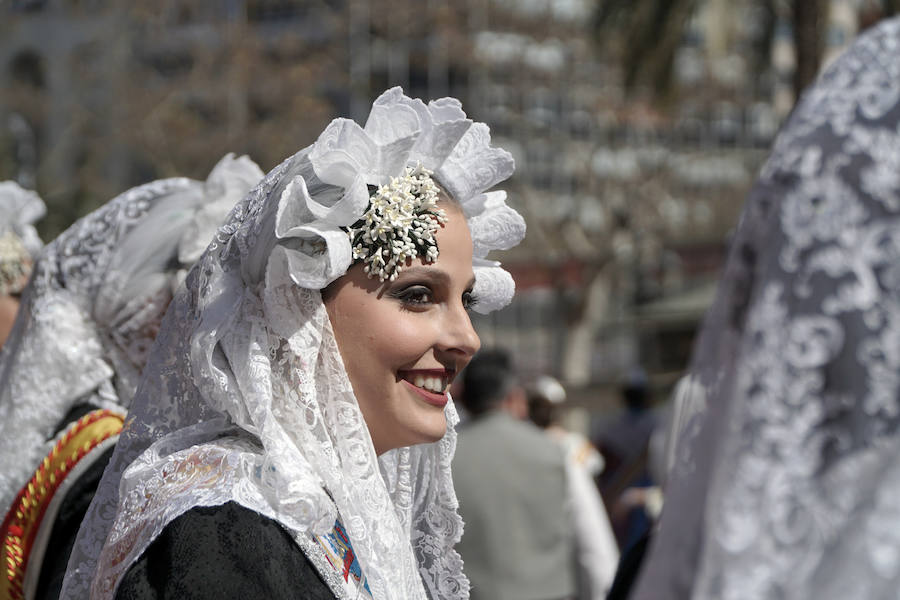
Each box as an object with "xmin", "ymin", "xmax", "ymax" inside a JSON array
[
  {"xmin": 60, "ymin": 88, "xmax": 525, "ymax": 600},
  {"xmin": 325, "ymin": 204, "xmax": 481, "ymax": 455}
]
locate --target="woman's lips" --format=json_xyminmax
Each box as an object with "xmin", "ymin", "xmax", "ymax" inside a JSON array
[{"xmin": 401, "ymin": 379, "xmax": 449, "ymax": 408}]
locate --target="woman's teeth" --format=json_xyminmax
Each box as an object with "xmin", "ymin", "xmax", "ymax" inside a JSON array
[{"xmin": 413, "ymin": 375, "xmax": 445, "ymax": 394}]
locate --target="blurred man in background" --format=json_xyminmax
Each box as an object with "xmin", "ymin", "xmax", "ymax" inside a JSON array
[{"xmin": 453, "ymin": 349, "xmax": 575, "ymax": 600}]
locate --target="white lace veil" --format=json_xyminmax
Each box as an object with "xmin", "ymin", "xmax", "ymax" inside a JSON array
[
  {"xmin": 61, "ymin": 88, "xmax": 525, "ymax": 600},
  {"xmin": 0, "ymin": 154, "xmax": 264, "ymax": 517},
  {"xmin": 0, "ymin": 181, "xmax": 46, "ymax": 295},
  {"xmin": 632, "ymin": 17, "xmax": 900, "ymax": 600}
]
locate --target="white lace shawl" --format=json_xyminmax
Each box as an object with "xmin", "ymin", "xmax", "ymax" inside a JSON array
[
  {"xmin": 632, "ymin": 17, "xmax": 900, "ymax": 600},
  {"xmin": 0, "ymin": 154, "xmax": 263, "ymax": 518},
  {"xmin": 61, "ymin": 89, "xmax": 525, "ymax": 600}
]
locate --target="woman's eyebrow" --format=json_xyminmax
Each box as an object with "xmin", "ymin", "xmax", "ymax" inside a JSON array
[{"xmin": 397, "ymin": 266, "xmax": 450, "ymax": 286}]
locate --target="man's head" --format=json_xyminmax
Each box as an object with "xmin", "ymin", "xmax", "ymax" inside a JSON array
[{"xmin": 459, "ymin": 348, "xmax": 527, "ymax": 419}]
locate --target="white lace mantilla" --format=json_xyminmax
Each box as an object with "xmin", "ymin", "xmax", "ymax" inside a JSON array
[
  {"xmin": 63, "ymin": 89, "xmax": 522, "ymax": 600},
  {"xmin": 632, "ymin": 17, "xmax": 900, "ymax": 600}
]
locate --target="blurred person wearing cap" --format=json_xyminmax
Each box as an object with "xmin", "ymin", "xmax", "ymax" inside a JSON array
[
  {"xmin": 528, "ymin": 376, "xmax": 620, "ymax": 600},
  {"xmin": 453, "ymin": 349, "xmax": 576, "ymax": 600}
]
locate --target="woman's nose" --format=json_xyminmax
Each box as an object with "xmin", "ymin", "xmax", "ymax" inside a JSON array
[{"xmin": 440, "ymin": 302, "xmax": 481, "ymax": 358}]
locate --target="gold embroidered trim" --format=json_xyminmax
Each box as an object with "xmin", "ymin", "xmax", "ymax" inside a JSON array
[{"xmin": 1, "ymin": 409, "xmax": 124, "ymax": 600}]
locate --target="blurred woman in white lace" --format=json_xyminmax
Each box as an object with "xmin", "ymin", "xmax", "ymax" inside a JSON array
[
  {"xmin": 60, "ymin": 88, "xmax": 525, "ymax": 600},
  {"xmin": 630, "ymin": 17, "xmax": 900, "ymax": 600},
  {"xmin": 0, "ymin": 181, "xmax": 45, "ymax": 350},
  {"xmin": 0, "ymin": 154, "xmax": 263, "ymax": 600}
]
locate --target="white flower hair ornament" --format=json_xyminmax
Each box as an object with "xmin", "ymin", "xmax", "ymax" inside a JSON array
[
  {"xmin": 348, "ymin": 164, "xmax": 447, "ymax": 281},
  {"xmin": 0, "ymin": 181, "xmax": 46, "ymax": 295},
  {"xmin": 273, "ymin": 87, "xmax": 526, "ymax": 313}
]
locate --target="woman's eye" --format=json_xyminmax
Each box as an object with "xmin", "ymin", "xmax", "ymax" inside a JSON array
[
  {"xmin": 463, "ymin": 291, "xmax": 479, "ymax": 311},
  {"xmin": 392, "ymin": 285, "xmax": 433, "ymax": 307}
]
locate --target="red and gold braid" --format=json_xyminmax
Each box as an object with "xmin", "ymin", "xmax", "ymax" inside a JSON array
[{"xmin": 1, "ymin": 409, "xmax": 124, "ymax": 600}]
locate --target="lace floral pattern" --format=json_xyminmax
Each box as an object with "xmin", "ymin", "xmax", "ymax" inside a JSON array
[
  {"xmin": 632, "ymin": 17, "xmax": 900, "ymax": 600},
  {"xmin": 64, "ymin": 89, "xmax": 518, "ymax": 600}
]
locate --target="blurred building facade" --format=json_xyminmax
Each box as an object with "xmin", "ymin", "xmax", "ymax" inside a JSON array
[{"xmin": 0, "ymin": 0, "xmax": 884, "ymax": 408}]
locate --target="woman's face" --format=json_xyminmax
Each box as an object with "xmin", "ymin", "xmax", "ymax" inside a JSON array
[
  {"xmin": 0, "ymin": 294, "xmax": 20, "ymax": 351},
  {"xmin": 324, "ymin": 205, "xmax": 481, "ymax": 455}
]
